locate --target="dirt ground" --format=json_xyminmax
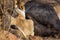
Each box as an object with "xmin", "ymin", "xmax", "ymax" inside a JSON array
[{"xmin": 0, "ymin": 31, "xmax": 60, "ymax": 40}]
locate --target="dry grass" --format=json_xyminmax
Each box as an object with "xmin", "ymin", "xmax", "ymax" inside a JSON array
[{"xmin": 0, "ymin": 31, "xmax": 18, "ymax": 40}]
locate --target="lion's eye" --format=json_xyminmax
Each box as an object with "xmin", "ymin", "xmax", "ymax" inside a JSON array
[
  {"xmin": 21, "ymin": 6, "xmax": 23, "ymax": 9},
  {"xmin": 20, "ymin": 6, "xmax": 24, "ymax": 10}
]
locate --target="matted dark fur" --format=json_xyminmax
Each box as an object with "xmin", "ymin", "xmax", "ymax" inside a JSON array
[{"xmin": 25, "ymin": 2, "xmax": 60, "ymax": 37}]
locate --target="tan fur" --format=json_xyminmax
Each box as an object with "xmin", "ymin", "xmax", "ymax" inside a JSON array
[
  {"xmin": 11, "ymin": 15, "xmax": 34, "ymax": 38},
  {"xmin": 19, "ymin": 2, "xmax": 25, "ymax": 11},
  {"xmin": 53, "ymin": 5, "xmax": 60, "ymax": 19},
  {"xmin": 15, "ymin": 0, "xmax": 27, "ymax": 19},
  {"xmin": 29, "ymin": 36, "xmax": 43, "ymax": 40},
  {"xmin": 20, "ymin": 0, "xmax": 28, "ymax": 4},
  {"xmin": 11, "ymin": 0, "xmax": 34, "ymax": 38},
  {"xmin": 17, "ymin": 0, "xmax": 28, "ymax": 10}
]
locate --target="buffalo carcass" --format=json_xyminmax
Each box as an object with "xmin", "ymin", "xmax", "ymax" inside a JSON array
[
  {"xmin": 31, "ymin": 0, "xmax": 60, "ymax": 5},
  {"xmin": 25, "ymin": 2, "xmax": 60, "ymax": 37}
]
